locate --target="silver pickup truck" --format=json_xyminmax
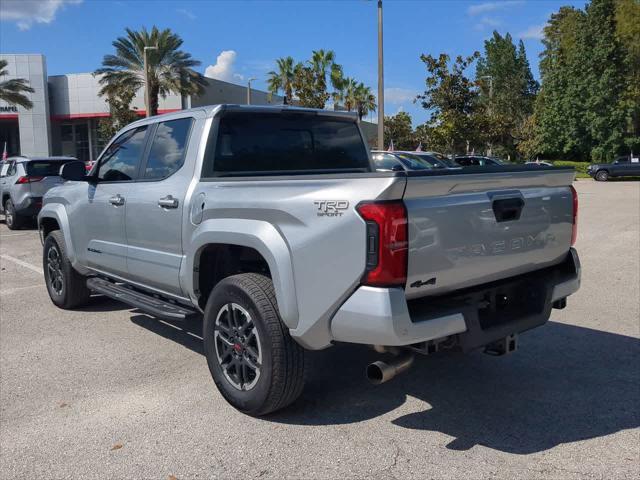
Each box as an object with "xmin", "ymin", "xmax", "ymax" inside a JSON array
[{"xmin": 38, "ymin": 105, "xmax": 581, "ymax": 415}]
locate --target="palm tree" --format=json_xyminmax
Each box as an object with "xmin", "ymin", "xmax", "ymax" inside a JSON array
[
  {"xmin": 267, "ymin": 56, "xmax": 296, "ymax": 105},
  {"xmin": 354, "ymin": 83, "xmax": 377, "ymax": 120},
  {"xmin": 0, "ymin": 59, "xmax": 34, "ymax": 109},
  {"xmin": 335, "ymin": 77, "xmax": 358, "ymax": 112},
  {"xmin": 94, "ymin": 26, "xmax": 206, "ymax": 117}
]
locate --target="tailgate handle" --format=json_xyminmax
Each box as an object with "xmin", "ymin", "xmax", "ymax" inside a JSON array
[{"xmin": 492, "ymin": 197, "xmax": 524, "ymax": 222}]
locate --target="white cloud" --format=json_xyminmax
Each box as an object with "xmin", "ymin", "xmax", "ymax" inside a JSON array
[
  {"xmin": 177, "ymin": 8, "xmax": 196, "ymax": 20},
  {"xmin": 205, "ymin": 50, "xmax": 244, "ymax": 83},
  {"xmin": 0, "ymin": 0, "xmax": 82, "ymax": 30},
  {"xmin": 467, "ymin": 1, "xmax": 524, "ymax": 16},
  {"xmin": 517, "ymin": 24, "xmax": 545, "ymax": 40},
  {"xmin": 384, "ymin": 87, "xmax": 417, "ymax": 104}
]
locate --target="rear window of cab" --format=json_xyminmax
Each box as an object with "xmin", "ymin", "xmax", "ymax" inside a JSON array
[{"xmin": 202, "ymin": 112, "xmax": 371, "ymax": 177}]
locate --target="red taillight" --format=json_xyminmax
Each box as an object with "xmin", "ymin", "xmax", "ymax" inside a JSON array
[
  {"xmin": 356, "ymin": 201, "xmax": 408, "ymax": 287},
  {"xmin": 570, "ymin": 185, "xmax": 578, "ymax": 246},
  {"xmin": 16, "ymin": 176, "xmax": 44, "ymax": 184}
]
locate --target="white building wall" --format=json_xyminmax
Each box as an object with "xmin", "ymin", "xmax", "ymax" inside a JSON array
[{"xmin": 0, "ymin": 54, "xmax": 51, "ymax": 156}]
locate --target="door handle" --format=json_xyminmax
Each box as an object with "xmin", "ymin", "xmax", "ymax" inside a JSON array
[
  {"xmin": 158, "ymin": 195, "xmax": 179, "ymax": 209},
  {"xmin": 109, "ymin": 194, "xmax": 125, "ymax": 206}
]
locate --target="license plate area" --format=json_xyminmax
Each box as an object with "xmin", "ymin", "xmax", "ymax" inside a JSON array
[{"xmin": 477, "ymin": 278, "xmax": 545, "ymax": 330}]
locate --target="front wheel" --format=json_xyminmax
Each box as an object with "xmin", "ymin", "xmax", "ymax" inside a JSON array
[
  {"xmin": 203, "ymin": 273, "xmax": 305, "ymax": 416},
  {"xmin": 43, "ymin": 230, "xmax": 91, "ymax": 309},
  {"xmin": 595, "ymin": 170, "xmax": 609, "ymax": 181}
]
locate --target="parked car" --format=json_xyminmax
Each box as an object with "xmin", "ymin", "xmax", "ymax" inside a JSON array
[
  {"xmin": 454, "ymin": 155, "xmax": 504, "ymax": 167},
  {"xmin": 372, "ymin": 151, "xmax": 454, "ymax": 172},
  {"xmin": 0, "ymin": 156, "xmax": 77, "ymax": 229},
  {"xmin": 525, "ymin": 160, "xmax": 554, "ymax": 167},
  {"xmin": 398, "ymin": 151, "xmax": 456, "ymax": 169},
  {"xmin": 587, "ymin": 155, "xmax": 640, "ymax": 181},
  {"xmin": 39, "ymin": 105, "xmax": 580, "ymax": 415}
]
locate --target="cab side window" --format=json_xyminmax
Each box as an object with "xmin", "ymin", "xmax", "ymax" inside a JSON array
[
  {"xmin": 97, "ymin": 127, "xmax": 148, "ymax": 182},
  {"xmin": 143, "ymin": 118, "xmax": 192, "ymax": 180}
]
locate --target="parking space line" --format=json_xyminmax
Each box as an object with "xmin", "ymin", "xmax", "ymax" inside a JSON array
[
  {"xmin": 0, "ymin": 233, "xmax": 34, "ymax": 238},
  {"xmin": 0, "ymin": 284, "xmax": 43, "ymax": 295},
  {"xmin": 0, "ymin": 254, "xmax": 44, "ymax": 275}
]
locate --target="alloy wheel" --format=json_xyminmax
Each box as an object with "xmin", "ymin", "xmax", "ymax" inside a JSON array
[
  {"xmin": 46, "ymin": 245, "xmax": 64, "ymax": 296},
  {"xmin": 214, "ymin": 303, "xmax": 262, "ymax": 391}
]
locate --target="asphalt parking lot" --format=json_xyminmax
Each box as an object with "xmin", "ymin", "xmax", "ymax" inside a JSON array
[{"xmin": 0, "ymin": 180, "xmax": 638, "ymax": 479}]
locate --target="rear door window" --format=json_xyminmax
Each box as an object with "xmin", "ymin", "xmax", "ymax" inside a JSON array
[
  {"xmin": 204, "ymin": 112, "xmax": 370, "ymax": 176},
  {"xmin": 97, "ymin": 126, "xmax": 148, "ymax": 182},
  {"xmin": 143, "ymin": 118, "xmax": 193, "ymax": 180},
  {"xmin": 26, "ymin": 161, "xmax": 69, "ymax": 177}
]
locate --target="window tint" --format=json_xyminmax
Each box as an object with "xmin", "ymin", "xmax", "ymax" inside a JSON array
[
  {"xmin": 26, "ymin": 161, "xmax": 70, "ymax": 177},
  {"xmin": 97, "ymin": 127, "xmax": 148, "ymax": 181},
  {"xmin": 144, "ymin": 118, "xmax": 192, "ymax": 180},
  {"xmin": 7, "ymin": 162, "xmax": 17, "ymax": 176},
  {"xmin": 205, "ymin": 112, "xmax": 370, "ymax": 176}
]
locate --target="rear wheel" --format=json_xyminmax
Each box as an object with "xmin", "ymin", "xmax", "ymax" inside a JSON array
[
  {"xmin": 595, "ymin": 170, "xmax": 609, "ymax": 181},
  {"xmin": 203, "ymin": 273, "xmax": 305, "ymax": 416},
  {"xmin": 43, "ymin": 230, "xmax": 90, "ymax": 309},
  {"xmin": 4, "ymin": 199, "xmax": 24, "ymax": 230}
]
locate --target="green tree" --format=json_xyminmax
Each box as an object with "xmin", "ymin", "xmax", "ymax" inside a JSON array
[
  {"xmin": 353, "ymin": 83, "xmax": 377, "ymax": 121},
  {"xmin": 95, "ymin": 26, "xmax": 205, "ymax": 117},
  {"xmin": 615, "ymin": 0, "xmax": 640, "ymax": 153},
  {"xmin": 536, "ymin": 6, "xmax": 587, "ymax": 159},
  {"xmin": 579, "ymin": 0, "xmax": 628, "ymax": 161},
  {"xmin": 416, "ymin": 53, "xmax": 481, "ymax": 154},
  {"xmin": 476, "ymin": 32, "xmax": 539, "ymax": 159},
  {"xmin": 0, "ymin": 59, "xmax": 34, "ymax": 109},
  {"xmin": 384, "ymin": 111, "xmax": 415, "ymax": 150},
  {"xmin": 267, "ymin": 56, "xmax": 296, "ymax": 105},
  {"xmin": 290, "ymin": 50, "xmax": 343, "ymax": 109},
  {"xmin": 97, "ymin": 83, "xmax": 140, "ymax": 143}
]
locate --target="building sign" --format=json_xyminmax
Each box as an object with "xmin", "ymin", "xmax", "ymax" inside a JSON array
[{"xmin": 0, "ymin": 106, "xmax": 18, "ymax": 113}]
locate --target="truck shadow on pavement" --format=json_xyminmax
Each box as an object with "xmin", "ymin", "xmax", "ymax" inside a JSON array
[{"xmin": 131, "ymin": 315, "xmax": 639, "ymax": 455}]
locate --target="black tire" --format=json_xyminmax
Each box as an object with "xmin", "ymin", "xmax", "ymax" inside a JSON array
[
  {"xmin": 4, "ymin": 199, "xmax": 24, "ymax": 230},
  {"xmin": 43, "ymin": 230, "xmax": 90, "ymax": 309},
  {"xmin": 595, "ymin": 170, "xmax": 609, "ymax": 181},
  {"xmin": 203, "ymin": 273, "xmax": 305, "ymax": 416}
]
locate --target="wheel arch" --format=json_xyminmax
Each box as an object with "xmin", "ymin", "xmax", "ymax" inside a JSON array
[
  {"xmin": 37, "ymin": 204, "xmax": 86, "ymax": 273},
  {"xmin": 184, "ymin": 218, "xmax": 299, "ymax": 329}
]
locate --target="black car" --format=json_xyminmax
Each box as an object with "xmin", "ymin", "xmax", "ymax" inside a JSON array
[
  {"xmin": 587, "ymin": 155, "xmax": 640, "ymax": 181},
  {"xmin": 454, "ymin": 155, "xmax": 504, "ymax": 167}
]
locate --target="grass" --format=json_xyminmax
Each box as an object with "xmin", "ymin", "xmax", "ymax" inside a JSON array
[{"xmin": 549, "ymin": 160, "xmax": 591, "ymax": 178}]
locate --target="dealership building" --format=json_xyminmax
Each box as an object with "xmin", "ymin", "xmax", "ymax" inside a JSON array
[{"xmin": 0, "ymin": 54, "xmax": 283, "ymax": 161}]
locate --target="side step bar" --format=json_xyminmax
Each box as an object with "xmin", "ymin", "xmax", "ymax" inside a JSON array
[{"xmin": 86, "ymin": 277, "xmax": 197, "ymax": 321}]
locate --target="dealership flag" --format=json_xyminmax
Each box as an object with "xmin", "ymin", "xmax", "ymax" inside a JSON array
[
  {"xmin": 2, "ymin": 142, "xmax": 7, "ymax": 161},
  {"xmin": 388, "ymin": 139, "xmax": 394, "ymax": 152},
  {"xmin": 416, "ymin": 142, "xmax": 422, "ymax": 152}
]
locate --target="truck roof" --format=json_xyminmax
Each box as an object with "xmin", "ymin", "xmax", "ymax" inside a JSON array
[{"xmin": 126, "ymin": 104, "xmax": 359, "ymax": 129}]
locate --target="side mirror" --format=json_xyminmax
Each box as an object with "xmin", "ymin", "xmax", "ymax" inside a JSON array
[{"xmin": 60, "ymin": 161, "xmax": 87, "ymax": 181}]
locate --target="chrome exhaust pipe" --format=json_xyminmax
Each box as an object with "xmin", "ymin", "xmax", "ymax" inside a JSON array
[{"xmin": 366, "ymin": 351, "xmax": 414, "ymax": 385}]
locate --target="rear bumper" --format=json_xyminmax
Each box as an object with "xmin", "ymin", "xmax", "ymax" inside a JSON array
[
  {"xmin": 15, "ymin": 196, "xmax": 43, "ymax": 216},
  {"xmin": 330, "ymin": 248, "xmax": 581, "ymax": 350}
]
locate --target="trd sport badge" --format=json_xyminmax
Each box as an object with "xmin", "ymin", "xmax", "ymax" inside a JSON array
[{"xmin": 314, "ymin": 200, "xmax": 349, "ymax": 217}]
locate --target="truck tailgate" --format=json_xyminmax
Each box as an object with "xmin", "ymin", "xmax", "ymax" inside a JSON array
[{"xmin": 403, "ymin": 168, "xmax": 576, "ymax": 299}]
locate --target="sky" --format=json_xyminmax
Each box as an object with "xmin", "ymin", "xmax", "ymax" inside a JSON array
[{"xmin": 0, "ymin": 0, "xmax": 584, "ymax": 125}]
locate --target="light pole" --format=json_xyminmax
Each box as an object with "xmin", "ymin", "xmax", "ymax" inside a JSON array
[
  {"xmin": 247, "ymin": 77, "xmax": 256, "ymax": 105},
  {"xmin": 480, "ymin": 75, "xmax": 493, "ymax": 155},
  {"xmin": 143, "ymin": 45, "xmax": 158, "ymax": 117},
  {"xmin": 377, "ymin": 0, "xmax": 385, "ymax": 150}
]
